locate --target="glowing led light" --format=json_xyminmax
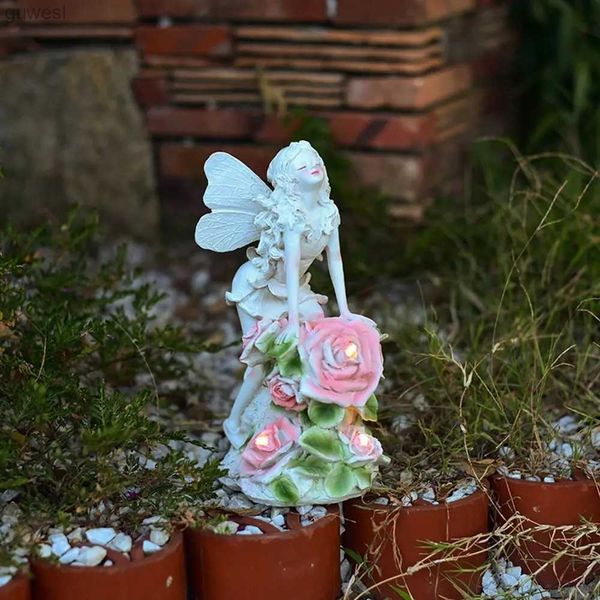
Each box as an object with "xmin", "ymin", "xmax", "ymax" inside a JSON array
[
  {"xmin": 345, "ymin": 342, "xmax": 358, "ymax": 360},
  {"xmin": 356, "ymin": 433, "xmax": 371, "ymax": 448},
  {"xmin": 254, "ymin": 433, "xmax": 271, "ymax": 449}
]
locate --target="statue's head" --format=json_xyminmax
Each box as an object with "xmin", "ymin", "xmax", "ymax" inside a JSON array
[{"xmin": 267, "ymin": 140, "xmax": 327, "ymax": 195}]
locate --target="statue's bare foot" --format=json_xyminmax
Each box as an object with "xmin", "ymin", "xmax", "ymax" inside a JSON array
[{"xmin": 223, "ymin": 417, "xmax": 250, "ymax": 449}]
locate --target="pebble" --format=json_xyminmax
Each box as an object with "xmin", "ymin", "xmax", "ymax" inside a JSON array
[
  {"xmin": 0, "ymin": 575, "xmax": 12, "ymax": 587},
  {"xmin": 104, "ymin": 560, "xmax": 114, "ymax": 568},
  {"xmin": 75, "ymin": 547, "xmax": 107, "ymax": 567},
  {"xmin": 297, "ymin": 505, "xmax": 313, "ymax": 516},
  {"xmin": 67, "ymin": 528, "xmax": 84, "ymax": 543},
  {"xmin": 543, "ymin": 476, "xmax": 555, "ymax": 483},
  {"xmin": 108, "ymin": 533, "xmax": 132, "ymax": 553},
  {"xmin": 37, "ymin": 544, "xmax": 52, "ymax": 558},
  {"xmin": 150, "ymin": 528, "xmax": 170, "ymax": 546},
  {"xmin": 59, "ymin": 547, "xmax": 81, "ymax": 564},
  {"xmin": 49, "ymin": 533, "xmax": 71, "ymax": 557},
  {"xmin": 143, "ymin": 540, "xmax": 162, "ymax": 554},
  {"xmin": 236, "ymin": 526, "xmax": 263, "ymax": 536},
  {"xmin": 85, "ymin": 528, "xmax": 116, "ymax": 546},
  {"xmin": 372, "ymin": 497, "xmax": 389, "ymax": 505},
  {"xmin": 482, "ymin": 559, "xmax": 550, "ymax": 599}
]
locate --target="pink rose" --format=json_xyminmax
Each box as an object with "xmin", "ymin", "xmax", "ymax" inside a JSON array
[
  {"xmin": 299, "ymin": 317, "xmax": 383, "ymax": 407},
  {"xmin": 240, "ymin": 318, "xmax": 288, "ymax": 367},
  {"xmin": 240, "ymin": 417, "xmax": 301, "ymax": 477},
  {"xmin": 340, "ymin": 425, "xmax": 383, "ymax": 464},
  {"xmin": 268, "ymin": 375, "xmax": 306, "ymax": 411}
]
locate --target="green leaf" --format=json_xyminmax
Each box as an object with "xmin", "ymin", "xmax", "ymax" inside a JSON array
[
  {"xmin": 343, "ymin": 547, "xmax": 365, "ymax": 565},
  {"xmin": 291, "ymin": 455, "xmax": 333, "ymax": 478},
  {"xmin": 324, "ymin": 463, "xmax": 356, "ymax": 497},
  {"xmin": 277, "ymin": 346, "xmax": 303, "ymax": 377},
  {"xmin": 308, "ymin": 400, "xmax": 345, "ymax": 428},
  {"xmin": 271, "ymin": 475, "xmax": 299, "ymax": 504},
  {"xmin": 353, "ymin": 466, "xmax": 373, "ymax": 490},
  {"xmin": 299, "ymin": 427, "xmax": 344, "ymax": 462},
  {"xmin": 390, "ymin": 586, "xmax": 414, "ymax": 600},
  {"xmin": 358, "ymin": 394, "xmax": 378, "ymax": 421}
]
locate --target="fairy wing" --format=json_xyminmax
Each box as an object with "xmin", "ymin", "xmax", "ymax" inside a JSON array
[{"xmin": 195, "ymin": 152, "xmax": 271, "ymax": 252}]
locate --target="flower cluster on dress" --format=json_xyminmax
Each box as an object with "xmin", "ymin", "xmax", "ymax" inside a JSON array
[{"xmin": 237, "ymin": 316, "xmax": 387, "ymax": 504}]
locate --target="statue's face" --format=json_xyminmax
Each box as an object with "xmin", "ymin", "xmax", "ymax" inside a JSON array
[{"xmin": 291, "ymin": 148, "xmax": 324, "ymax": 190}]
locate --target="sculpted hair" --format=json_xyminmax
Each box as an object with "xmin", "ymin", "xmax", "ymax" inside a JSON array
[{"xmin": 248, "ymin": 141, "xmax": 339, "ymax": 277}]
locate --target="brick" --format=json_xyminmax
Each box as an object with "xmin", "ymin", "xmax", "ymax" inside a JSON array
[
  {"xmin": 18, "ymin": 25, "xmax": 133, "ymax": 38},
  {"xmin": 256, "ymin": 112, "xmax": 437, "ymax": 151},
  {"xmin": 236, "ymin": 25, "xmax": 443, "ymax": 47},
  {"xmin": 132, "ymin": 75, "xmax": 169, "ymax": 107},
  {"xmin": 346, "ymin": 65, "xmax": 472, "ymax": 110},
  {"xmin": 138, "ymin": 0, "xmax": 327, "ymax": 21},
  {"xmin": 159, "ymin": 142, "xmax": 275, "ymax": 181},
  {"xmin": 146, "ymin": 107, "xmax": 256, "ymax": 138},
  {"xmin": 135, "ymin": 25, "xmax": 231, "ymax": 58},
  {"xmin": 335, "ymin": 0, "xmax": 475, "ymax": 25},
  {"xmin": 348, "ymin": 152, "xmax": 427, "ymax": 203},
  {"xmin": 18, "ymin": 0, "xmax": 137, "ymax": 23}
]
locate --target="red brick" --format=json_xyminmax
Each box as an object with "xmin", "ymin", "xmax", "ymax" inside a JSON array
[
  {"xmin": 138, "ymin": 0, "xmax": 327, "ymax": 21},
  {"xmin": 160, "ymin": 142, "xmax": 275, "ymax": 181},
  {"xmin": 346, "ymin": 65, "xmax": 472, "ymax": 110},
  {"xmin": 255, "ymin": 112, "xmax": 437, "ymax": 151},
  {"xmin": 18, "ymin": 0, "xmax": 137, "ymax": 23},
  {"xmin": 135, "ymin": 25, "xmax": 231, "ymax": 58},
  {"xmin": 146, "ymin": 108, "xmax": 256, "ymax": 138},
  {"xmin": 336, "ymin": 0, "xmax": 475, "ymax": 25},
  {"xmin": 132, "ymin": 76, "xmax": 169, "ymax": 108},
  {"xmin": 348, "ymin": 152, "xmax": 427, "ymax": 202}
]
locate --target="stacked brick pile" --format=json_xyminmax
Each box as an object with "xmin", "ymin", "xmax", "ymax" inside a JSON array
[{"xmin": 1, "ymin": 0, "xmax": 515, "ymax": 223}]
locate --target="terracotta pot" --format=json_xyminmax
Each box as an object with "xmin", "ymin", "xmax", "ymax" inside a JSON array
[
  {"xmin": 186, "ymin": 508, "xmax": 341, "ymax": 600},
  {"xmin": 32, "ymin": 532, "xmax": 186, "ymax": 600},
  {"xmin": 492, "ymin": 475, "xmax": 600, "ymax": 588},
  {"xmin": 0, "ymin": 574, "xmax": 31, "ymax": 600},
  {"xmin": 343, "ymin": 491, "xmax": 490, "ymax": 600}
]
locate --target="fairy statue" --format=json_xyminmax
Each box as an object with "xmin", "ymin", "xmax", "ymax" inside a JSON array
[{"xmin": 195, "ymin": 140, "xmax": 387, "ymax": 506}]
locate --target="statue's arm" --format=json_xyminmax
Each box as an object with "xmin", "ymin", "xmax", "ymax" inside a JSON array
[
  {"xmin": 282, "ymin": 227, "xmax": 302, "ymax": 335},
  {"xmin": 326, "ymin": 227, "xmax": 350, "ymax": 318}
]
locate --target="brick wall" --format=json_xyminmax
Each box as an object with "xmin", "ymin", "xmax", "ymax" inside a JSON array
[{"xmin": 1, "ymin": 0, "xmax": 515, "ymax": 226}]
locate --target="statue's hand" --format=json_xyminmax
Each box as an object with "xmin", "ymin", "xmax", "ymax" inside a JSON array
[
  {"xmin": 340, "ymin": 310, "xmax": 377, "ymax": 328},
  {"xmin": 275, "ymin": 320, "xmax": 300, "ymax": 348}
]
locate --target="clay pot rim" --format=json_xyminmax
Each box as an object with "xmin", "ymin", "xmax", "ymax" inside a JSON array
[
  {"xmin": 194, "ymin": 506, "xmax": 339, "ymax": 540},
  {"xmin": 354, "ymin": 487, "xmax": 489, "ymax": 514},
  {"xmin": 31, "ymin": 531, "xmax": 182, "ymax": 575},
  {"xmin": 492, "ymin": 474, "xmax": 600, "ymax": 490}
]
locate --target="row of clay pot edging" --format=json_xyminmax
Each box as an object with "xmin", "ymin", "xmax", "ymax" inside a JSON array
[
  {"xmin": 343, "ymin": 475, "xmax": 600, "ymax": 600},
  {"xmin": 1, "ymin": 476, "xmax": 598, "ymax": 600}
]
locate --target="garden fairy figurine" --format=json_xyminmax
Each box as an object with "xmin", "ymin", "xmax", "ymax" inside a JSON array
[{"xmin": 195, "ymin": 141, "xmax": 387, "ymax": 505}]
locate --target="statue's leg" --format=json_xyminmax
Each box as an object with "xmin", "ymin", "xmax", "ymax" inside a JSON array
[{"xmin": 223, "ymin": 307, "xmax": 264, "ymax": 449}]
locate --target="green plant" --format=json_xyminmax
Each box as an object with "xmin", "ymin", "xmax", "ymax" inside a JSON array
[
  {"xmin": 514, "ymin": 0, "xmax": 600, "ymax": 165},
  {"xmin": 0, "ymin": 211, "xmax": 222, "ymax": 534}
]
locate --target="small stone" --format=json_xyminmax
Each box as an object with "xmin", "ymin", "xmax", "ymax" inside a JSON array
[
  {"xmin": 150, "ymin": 528, "xmax": 170, "ymax": 546},
  {"xmin": 372, "ymin": 497, "xmax": 389, "ymax": 505},
  {"xmin": 272, "ymin": 514, "xmax": 285, "ymax": 528},
  {"xmin": 237, "ymin": 525, "xmax": 263, "ymax": 535},
  {"xmin": 227, "ymin": 494, "xmax": 255, "ymax": 511},
  {"xmin": 76, "ymin": 546, "xmax": 107, "ymax": 566},
  {"xmin": 38, "ymin": 544, "xmax": 52, "ymax": 558},
  {"xmin": 556, "ymin": 415, "xmax": 579, "ymax": 433},
  {"xmin": 500, "ymin": 572, "xmax": 519, "ymax": 588},
  {"xmin": 143, "ymin": 540, "xmax": 162, "ymax": 554},
  {"xmin": 142, "ymin": 516, "xmax": 164, "ymax": 525},
  {"xmin": 85, "ymin": 528, "xmax": 116, "ymax": 546},
  {"xmin": 421, "ymin": 488, "xmax": 435, "ymax": 502},
  {"xmin": 591, "ymin": 427, "xmax": 600, "ymax": 449},
  {"xmin": 191, "ymin": 270, "xmax": 210, "ymax": 293},
  {"xmin": 67, "ymin": 527, "xmax": 84, "ymax": 543},
  {"xmin": 481, "ymin": 569, "xmax": 497, "ymax": 596},
  {"xmin": 508, "ymin": 471, "xmax": 522, "ymax": 479},
  {"xmin": 49, "ymin": 533, "xmax": 71, "ymax": 557},
  {"xmin": 0, "ymin": 575, "xmax": 12, "ymax": 587},
  {"xmin": 543, "ymin": 476, "xmax": 555, "ymax": 483},
  {"xmin": 104, "ymin": 560, "xmax": 114, "ymax": 567},
  {"xmin": 108, "ymin": 533, "xmax": 132, "ymax": 553},
  {"xmin": 307, "ymin": 507, "xmax": 327, "ymax": 520},
  {"xmin": 297, "ymin": 505, "xmax": 313, "ymax": 516},
  {"xmin": 59, "ymin": 547, "xmax": 81, "ymax": 565},
  {"xmin": 560, "ymin": 442, "xmax": 574, "ymax": 458}
]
